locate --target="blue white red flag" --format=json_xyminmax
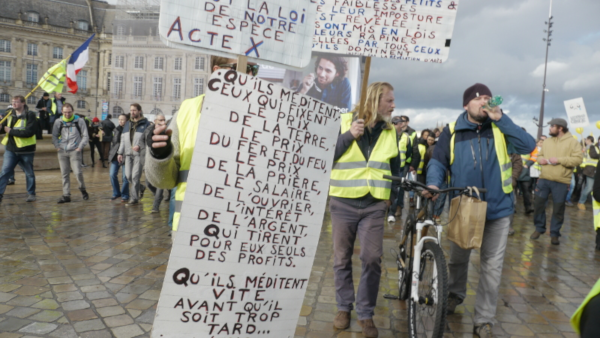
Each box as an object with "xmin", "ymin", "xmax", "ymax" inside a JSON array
[{"xmin": 66, "ymin": 34, "xmax": 95, "ymax": 94}]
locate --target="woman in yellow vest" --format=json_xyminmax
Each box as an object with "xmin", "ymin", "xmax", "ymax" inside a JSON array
[{"xmin": 0, "ymin": 95, "xmax": 38, "ymax": 204}]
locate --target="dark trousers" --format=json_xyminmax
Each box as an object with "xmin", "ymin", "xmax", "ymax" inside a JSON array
[
  {"xmin": 517, "ymin": 180, "xmax": 533, "ymax": 211},
  {"xmin": 533, "ymin": 179, "xmax": 569, "ymax": 237},
  {"xmin": 330, "ymin": 198, "xmax": 386, "ymax": 320},
  {"xmin": 89, "ymin": 139, "xmax": 104, "ymax": 164}
]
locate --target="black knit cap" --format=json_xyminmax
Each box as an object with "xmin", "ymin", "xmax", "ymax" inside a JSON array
[{"xmin": 463, "ymin": 83, "xmax": 492, "ymax": 107}]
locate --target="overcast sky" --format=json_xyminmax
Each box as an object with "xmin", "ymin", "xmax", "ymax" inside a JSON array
[{"xmin": 372, "ymin": 0, "xmax": 600, "ymax": 140}]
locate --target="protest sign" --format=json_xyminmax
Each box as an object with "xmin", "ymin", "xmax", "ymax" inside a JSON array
[
  {"xmin": 158, "ymin": 0, "xmax": 319, "ymax": 68},
  {"xmin": 152, "ymin": 70, "xmax": 341, "ymax": 338},
  {"xmin": 313, "ymin": 0, "xmax": 460, "ymax": 62},
  {"xmin": 564, "ymin": 97, "xmax": 589, "ymax": 128}
]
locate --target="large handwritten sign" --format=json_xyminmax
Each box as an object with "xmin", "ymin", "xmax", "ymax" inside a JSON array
[
  {"xmin": 159, "ymin": 0, "xmax": 319, "ymax": 68},
  {"xmin": 152, "ymin": 70, "xmax": 340, "ymax": 337},
  {"xmin": 564, "ymin": 97, "xmax": 589, "ymax": 128},
  {"xmin": 313, "ymin": 0, "xmax": 460, "ymax": 62}
]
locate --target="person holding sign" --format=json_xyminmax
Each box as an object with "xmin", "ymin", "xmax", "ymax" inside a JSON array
[
  {"xmin": 424, "ymin": 84, "xmax": 535, "ymax": 338},
  {"xmin": 297, "ymin": 56, "xmax": 352, "ymax": 113},
  {"xmin": 329, "ymin": 82, "xmax": 400, "ymax": 338},
  {"xmin": 145, "ymin": 56, "xmax": 258, "ymax": 230}
]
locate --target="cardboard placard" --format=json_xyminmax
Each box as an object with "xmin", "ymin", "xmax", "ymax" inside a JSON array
[
  {"xmin": 159, "ymin": 0, "xmax": 319, "ymax": 69},
  {"xmin": 312, "ymin": 0, "xmax": 460, "ymax": 62},
  {"xmin": 152, "ymin": 70, "xmax": 341, "ymax": 337},
  {"xmin": 564, "ymin": 97, "xmax": 589, "ymax": 128}
]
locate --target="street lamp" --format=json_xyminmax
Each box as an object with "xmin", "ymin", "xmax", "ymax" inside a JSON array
[{"xmin": 537, "ymin": 0, "xmax": 554, "ymax": 139}]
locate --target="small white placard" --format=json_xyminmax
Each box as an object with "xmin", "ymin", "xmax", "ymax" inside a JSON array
[{"xmin": 564, "ymin": 97, "xmax": 589, "ymax": 128}]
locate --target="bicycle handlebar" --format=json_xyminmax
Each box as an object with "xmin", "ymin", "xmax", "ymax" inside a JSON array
[{"xmin": 382, "ymin": 175, "xmax": 487, "ymax": 195}]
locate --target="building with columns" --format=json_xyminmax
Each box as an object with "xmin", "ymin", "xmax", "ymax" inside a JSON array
[{"xmin": 0, "ymin": 0, "xmax": 114, "ymax": 117}]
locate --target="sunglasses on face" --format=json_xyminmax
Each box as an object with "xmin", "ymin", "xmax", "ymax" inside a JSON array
[{"xmin": 219, "ymin": 63, "xmax": 259, "ymax": 76}]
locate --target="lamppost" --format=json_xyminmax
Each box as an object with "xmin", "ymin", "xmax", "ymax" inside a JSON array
[{"xmin": 537, "ymin": 0, "xmax": 554, "ymax": 139}]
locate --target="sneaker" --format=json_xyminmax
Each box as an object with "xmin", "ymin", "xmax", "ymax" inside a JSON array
[
  {"xmin": 57, "ymin": 196, "xmax": 71, "ymax": 204},
  {"xmin": 551, "ymin": 236, "xmax": 560, "ymax": 245},
  {"xmin": 126, "ymin": 200, "xmax": 139, "ymax": 206},
  {"xmin": 447, "ymin": 293, "xmax": 463, "ymax": 314},
  {"xmin": 26, "ymin": 195, "xmax": 36, "ymax": 202},
  {"xmin": 473, "ymin": 323, "xmax": 495, "ymax": 338},
  {"xmin": 6, "ymin": 179, "xmax": 15, "ymax": 185},
  {"xmin": 358, "ymin": 318, "xmax": 378, "ymax": 338},
  {"xmin": 110, "ymin": 196, "xmax": 121, "ymax": 201},
  {"xmin": 578, "ymin": 203, "xmax": 586, "ymax": 210},
  {"xmin": 81, "ymin": 190, "xmax": 89, "ymax": 200},
  {"xmin": 333, "ymin": 311, "xmax": 350, "ymax": 330},
  {"xmin": 151, "ymin": 209, "xmax": 159, "ymax": 213},
  {"xmin": 565, "ymin": 201, "xmax": 574, "ymax": 207},
  {"xmin": 530, "ymin": 230, "xmax": 542, "ymax": 240},
  {"xmin": 387, "ymin": 215, "xmax": 395, "ymax": 223}
]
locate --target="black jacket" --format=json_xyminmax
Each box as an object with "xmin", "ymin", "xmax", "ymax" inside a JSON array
[
  {"xmin": 0, "ymin": 109, "xmax": 38, "ymax": 153},
  {"xmin": 583, "ymin": 145, "xmax": 599, "ymax": 178},
  {"xmin": 35, "ymin": 98, "xmax": 51, "ymax": 120},
  {"xmin": 109, "ymin": 125, "xmax": 123, "ymax": 162},
  {"xmin": 100, "ymin": 118, "xmax": 116, "ymax": 143}
]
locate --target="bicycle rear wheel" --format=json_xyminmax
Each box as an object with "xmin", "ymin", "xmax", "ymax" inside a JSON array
[{"xmin": 408, "ymin": 241, "xmax": 448, "ymax": 338}]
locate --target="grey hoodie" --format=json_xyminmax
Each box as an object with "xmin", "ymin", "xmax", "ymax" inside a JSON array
[{"xmin": 52, "ymin": 116, "xmax": 89, "ymax": 151}]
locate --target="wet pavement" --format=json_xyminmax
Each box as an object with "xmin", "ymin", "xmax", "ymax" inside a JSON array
[{"xmin": 0, "ymin": 167, "xmax": 599, "ymax": 337}]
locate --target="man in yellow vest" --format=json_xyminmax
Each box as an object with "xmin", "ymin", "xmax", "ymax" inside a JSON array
[
  {"xmin": 328, "ymin": 82, "xmax": 399, "ymax": 338},
  {"xmin": 0, "ymin": 95, "xmax": 38, "ymax": 204},
  {"xmin": 577, "ymin": 136, "xmax": 598, "ymax": 210},
  {"xmin": 145, "ymin": 56, "xmax": 258, "ymax": 230},
  {"xmin": 423, "ymin": 83, "xmax": 535, "ymax": 338},
  {"xmin": 388, "ymin": 115, "xmax": 412, "ymax": 222}
]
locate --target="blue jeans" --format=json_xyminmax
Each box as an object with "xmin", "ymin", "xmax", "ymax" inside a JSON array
[
  {"xmin": 168, "ymin": 187, "xmax": 177, "ymax": 228},
  {"xmin": 0, "ymin": 151, "xmax": 35, "ymax": 197},
  {"xmin": 566, "ymin": 174, "xmax": 575, "ymax": 202},
  {"xmin": 533, "ymin": 179, "xmax": 569, "ymax": 237},
  {"xmin": 579, "ymin": 176, "xmax": 594, "ymax": 204},
  {"xmin": 109, "ymin": 160, "xmax": 129, "ymax": 200}
]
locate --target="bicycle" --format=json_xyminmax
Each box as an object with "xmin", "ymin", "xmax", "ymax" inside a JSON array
[{"xmin": 382, "ymin": 175, "xmax": 486, "ymax": 338}]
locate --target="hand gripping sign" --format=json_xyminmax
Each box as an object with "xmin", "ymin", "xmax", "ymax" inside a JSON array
[
  {"xmin": 313, "ymin": 0, "xmax": 460, "ymax": 63},
  {"xmin": 152, "ymin": 70, "xmax": 340, "ymax": 337},
  {"xmin": 159, "ymin": 0, "xmax": 319, "ymax": 69}
]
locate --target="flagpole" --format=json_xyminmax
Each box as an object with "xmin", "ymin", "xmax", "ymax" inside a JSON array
[{"xmin": 0, "ymin": 55, "xmax": 71, "ymax": 125}]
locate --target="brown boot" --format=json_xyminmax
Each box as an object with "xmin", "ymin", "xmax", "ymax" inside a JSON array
[
  {"xmin": 333, "ymin": 311, "xmax": 350, "ymax": 330},
  {"xmin": 358, "ymin": 318, "xmax": 378, "ymax": 338},
  {"xmin": 530, "ymin": 230, "xmax": 542, "ymax": 240}
]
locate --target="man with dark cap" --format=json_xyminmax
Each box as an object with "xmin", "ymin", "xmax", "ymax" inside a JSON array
[
  {"xmin": 530, "ymin": 118, "xmax": 582, "ymax": 245},
  {"xmin": 424, "ymin": 83, "xmax": 535, "ymax": 337}
]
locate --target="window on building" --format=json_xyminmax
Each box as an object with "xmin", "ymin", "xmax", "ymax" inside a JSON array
[
  {"xmin": 0, "ymin": 94, "xmax": 10, "ymax": 102},
  {"xmin": 77, "ymin": 100, "xmax": 86, "ymax": 109},
  {"xmin": 27, "ymin": 96, "xmax": 36, "ymax": 105},
  {"xmin": 27, "ymin": 43, "xmax": 38, "ymax": 56},
  {"xmin": 0, "ymin": 40, "xmax": 11, "ymax": 53},
  {"xmin": 108, "ymin": 53, "xmax": 112, "ymax": 65},
  {"xmin": 134, "ymin": 56, "xmax": 144, "ymax": 69},
  {"xmin": 113, "ymin": 75, "xmax": 123, "ymax": 95},
  {"xmin": 53, "ymin": 47, "xmax": 63, "ymax": 59},
  {"xmin": 107, "ymin": 72, "xmax": 111, "ymax": 92},
  {"xmin": 154, "ymin": 57, "xmax": 164, "ymax": 70},
  {"xmin": 133, "ymin": 76, "xmax": 143, "ymax": 97},
  {"xmin": 0, "ymin": 61, "xmax": 11, "ymax": 82},
  {"xmin": 27, "ymin": 12, "xmax": 39, "ymax": 23},
  {"xmin": 26, "ymin": 64, "xmax": 38, "ymax": 84},
  {"xmin": 77, "ymin": 70, "xmax": 87, "ymax": 90},
  {"xmin": 115, "ymin": 55, "xmax": 124, "ymax": 68},
  {"xmin": 193, "ymin": 78, "xmax": 204, "ymax": 97},
  {"xmin": 77, "ymin": 20, "xmax": 89, "ymax": 31},
  {"xmin": 173, "ymin": 78, "xmax": 181, "ymax": 99},
  {"xmin": 116, "ymin": 26, "xmax": 124, "ymax": 36},
  {"xmin": 153, "ymin": 77, "xmax": 163, "ymax": 99},
  {"xmin": 195, "ymin": 57, "xmax": 205, "ymax": 70},
  {"xmin": 113, "ymin": 106, "xmax": 123, "ymax": 115},
  {"xmin": 174, "ymin": 57, "xmax": 182, "ymax": 71}
]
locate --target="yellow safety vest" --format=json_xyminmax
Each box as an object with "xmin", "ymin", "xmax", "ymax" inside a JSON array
[
  {"xmin": 1, "ymin": 114, "xmax": 36, "ymax": 148},
  {"xmin": 398, "ymin": 132, "xmax": 409, "ymax": 168},
  {"xmin": 582, "ymin": 147, "xmax": 599, "ymax": 168},
  {"xmin": 417, "ymin": 143, "xmax": 426, "ymax": 175},
  {"xmin": 172, "ymin": 94, "xmax": 205, "ymax": 231},
  {"xmin": 593, "ymin": 194, "xmax": 600, "ymax": 231},
  {"xmin": 521, "ymin": 154, "xmax": 530, "ymax": 165},
  {"xmin": 449, "ymin": 121, "xmax": 513, "ymax": 194},
  {"xmin": 571, "ymin": 277, "xmax": 600, "ymax": 334},
  {"xmin": 406, "ymin": 130, "xmax": 417, "ymax": 163},
  {"xmin": 329, "ymin": 113, "xmax": 398, "ymax": 200}
]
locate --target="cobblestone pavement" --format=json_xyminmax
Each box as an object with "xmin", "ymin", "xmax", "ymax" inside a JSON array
[{"xmin": 1, "ymin": 168, "xmax": 599, "ymax": 337}]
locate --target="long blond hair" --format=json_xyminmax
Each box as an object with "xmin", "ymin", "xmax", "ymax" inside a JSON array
[{"xmin": 353, "ymin": 82, "xmax": 394, "ymax": 126}]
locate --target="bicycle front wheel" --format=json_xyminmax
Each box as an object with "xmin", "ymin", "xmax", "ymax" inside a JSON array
[{"xmin": 408, "ymin": 241, "xmax": 448, "ymax": 338}]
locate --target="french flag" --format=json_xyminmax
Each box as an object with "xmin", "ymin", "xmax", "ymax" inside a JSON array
[{"xmin": 66, "ymin": 34, "xmax": 95, "ymax": 94}]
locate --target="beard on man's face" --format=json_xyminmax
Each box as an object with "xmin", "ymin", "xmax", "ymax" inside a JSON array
[
  {"xmin": 468, "ymin": 109, "xmax": 487, "ymax": 123},
  {"xmin": 549, "ymin": 130, "xmax": 558, "ymax": 137}
]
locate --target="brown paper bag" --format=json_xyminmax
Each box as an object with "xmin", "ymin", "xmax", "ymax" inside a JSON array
[{"xmin": 447, "ymin": 187, "xmax": 487, "ymax": 250}]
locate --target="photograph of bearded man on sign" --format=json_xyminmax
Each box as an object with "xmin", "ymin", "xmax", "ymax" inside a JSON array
[{"xmin": 297, "ymin": 55, "xmax": 352, "ymax": 113}]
